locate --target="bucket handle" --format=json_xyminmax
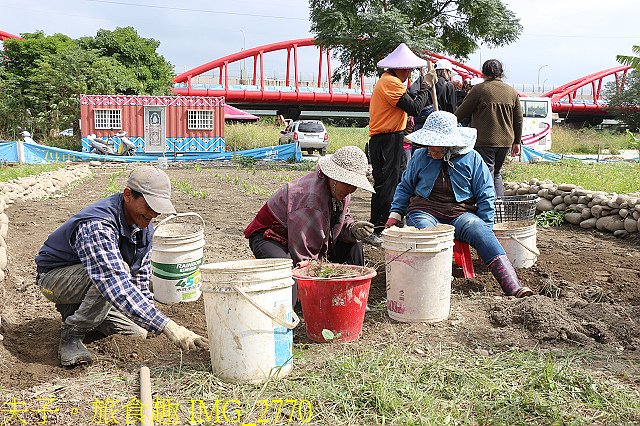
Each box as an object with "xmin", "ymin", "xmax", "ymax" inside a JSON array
[
  {"xmin": 155, "ymin": 212, "xmax": 205, "ymax": 231},
  {"xmin": 509, "ymin": 235, "xmax": 540, "ymax": 256},
  {"xmin": 232, "ymin": 285, "xmax": 300, "ymax": 330}
]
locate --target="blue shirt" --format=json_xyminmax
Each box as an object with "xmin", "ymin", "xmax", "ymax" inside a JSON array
[{"xmin": 390, "ymin": 148, "xmax": 496, "ymax": 226}]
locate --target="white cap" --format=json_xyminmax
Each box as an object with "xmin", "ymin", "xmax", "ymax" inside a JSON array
[{"xmin": 434, "ymin": 59, "xmax": 454, "ymax": 71}]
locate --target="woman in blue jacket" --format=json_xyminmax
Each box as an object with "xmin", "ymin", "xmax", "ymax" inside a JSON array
[{"xmin": 385, "ymin": 111, "xmax": 532, "ymax": 298}]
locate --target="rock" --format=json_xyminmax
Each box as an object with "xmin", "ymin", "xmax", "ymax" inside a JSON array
[
  {"xmin": 591, "ymin": 205, "xmax": 605, "ymax": 218},
  {"xmin": 565, "ymin": 212, "xmax": 583, "ymax": 225},
  {"xmin": 616, "ymin": 195, "xmax": 630, "ymax": 205},
  {"xmin": 516, "ymin": 187, "xmax": 531, "ymax": 195},
  {"xmin": 551, "ymin": 195, "xmax": 565, "ymax": 206},
  {"xmin": 624, "ymin": 218, "xmax": 638, "ymax": 233},
  {"xmin": 581, "ymin": 208, "xmax": 593, "ymax": 219},
  {"xmin": 638, "ymin": 219, "xmax": 640, "ymax": 232},
  {"xmin": 554, "ymin": 203, "xmax": 567, "ymax": 211},
  {"xmin": 529, "ymin": 186, "xmax": 539, "ymax": 194},
  {"xmin": 0, "ymin": 223, "xmax": 7, "ymax": 239},
  {"xmin": 607, "ymin": 200, "xmax": 621, "ymax": 209},
  {"xmin": 558, "ymin": 183, "xmax": 576, "ymax": 191},
  {"xmin": 596, "ymin": 216, "xmax": 625, "ymax": 232},
  {"xmin": 536, "ymin": 198, "xmax": 554, "ymax": 212},
  {"xmin": 529, "ymin": 178, "xmax": 540, "ymax": 186},
  {"xmin": 563, "ymin": 195, "xmax": 573, "ymax": 205},
  {"xmin": 574, "ymin": 189, "xmax": 589, "ymax": 196},
  {"xmin": 601, "ymin": 209, "xmax": 611, "ymax": 217},
  {"xmin": 580, "ymin": 218, "xmax": 598, "ymax": 229},
  {"xmin": 89, "ymin": 161, "xmax": 102, "ymax": 167},
  {"xmin": 538, "ymin": 189, "xmax": 549, "ymax": 198},
  {"xmin": 592, "ymin": 194, "xmax": 608, "ymax": 205},
  {"xmin": 634, "ymin": 211, "xmax": 640, "ymax": 220},
  {"xmin": 474, "ymin": 348, "xmax": 490, "ymax": 356},
  {"xmin": 503, "ymin": 189, "xmax": 516, "ymax": 196},
  {"xmin": 577, "ymin": 196, "xmax": 589, "ymax": 204},
  {"xmin": 618, "ymin": 208, "xmax": 629, "ymax": 219},
  {"xmin": 539, "ymin": 183, "xmax": 554, "ymax": 189},
  {"xmin": 613, "ymin": 230, "xmax": 628, "ymax": 238},
  {"xmin": 0, "ymin": 247, "xmax": 7, "ymax": 269}
]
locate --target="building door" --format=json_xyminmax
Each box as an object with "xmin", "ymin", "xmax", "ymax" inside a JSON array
[{"xmin": 144, "ymin": 107, "xmax": 166, "ymax": 153}]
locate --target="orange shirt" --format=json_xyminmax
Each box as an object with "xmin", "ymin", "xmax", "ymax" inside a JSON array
[{"xmin": 368, "ymin": 72, "xmax": 408, "ymax": 136}]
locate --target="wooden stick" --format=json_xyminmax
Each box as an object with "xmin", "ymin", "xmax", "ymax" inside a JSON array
[
  {"xmin": 140, "ymin": 366, "xmax": 154, "ymax": 426},
  {"xmin": 427, "ymin": 60, "xmax": 439, "ymax": 112}
]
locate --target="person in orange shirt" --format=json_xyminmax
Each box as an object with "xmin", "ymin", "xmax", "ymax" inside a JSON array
[{"xmin": 367, "ymin": 43, "xmax": 437, "ymax": 240}]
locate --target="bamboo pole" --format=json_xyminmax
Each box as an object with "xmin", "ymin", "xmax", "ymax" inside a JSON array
[
  {"xmin": 428, "ymin": 60, "xmax": 439, "ymax": 112},
  {"xmin": 140, "ymin": 366, "xmax": 154, "ymax": 426}
]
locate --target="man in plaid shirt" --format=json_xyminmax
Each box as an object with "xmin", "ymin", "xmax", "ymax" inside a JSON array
[{"xmin": 36, "ymin": 166, "xmax": 208, "ymax": 367}]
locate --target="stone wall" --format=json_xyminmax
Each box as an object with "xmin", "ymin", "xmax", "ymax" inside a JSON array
[{"xmin": 504, "ymin": 179, "xmax": 640, "ymax": 238}]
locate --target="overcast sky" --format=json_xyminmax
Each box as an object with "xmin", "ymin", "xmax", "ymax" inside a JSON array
[{"xmin": 1, "ymin": 0, "xmax": 637, "ymax": 90}]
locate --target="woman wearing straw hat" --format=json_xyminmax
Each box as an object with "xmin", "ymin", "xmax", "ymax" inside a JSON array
[
  {"xmin": 385, "ymin": 111, "xmax": 533, "ymax": 298},
  {"xmin": 368, "ymin": 43, "xmax": 437, "ymax": 240},
  {"xmin": 244, "ymin": 146, "xmax": 377, "ymax": 302}
]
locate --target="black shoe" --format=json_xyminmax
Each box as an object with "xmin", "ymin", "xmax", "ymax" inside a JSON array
[
  {"xmin": 362, "ymin": 232, "xmax": 383, "ymax": 247},
  {"xmin": 59, "ymin": 326, "xmax": 93, "ymax": 367}
]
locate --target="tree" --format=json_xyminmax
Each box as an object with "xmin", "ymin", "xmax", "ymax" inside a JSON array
[
  {"xmin": 77, "ymin": 27, "xmax": 174, "ymax": 95},
  {"xmin": 617, "ymin": 45, "xmax": 640, "ymax": 70},
  {"xmin": 309, "ymin": 0, "xmax": 522, "ymax": 83},
  {"xmin": 604, "ymin": 70, "xmax": 640, "ymax": 131},
  {"xmin": 0, "ymin": 27, "xmax": 174, "ymax": 139}
]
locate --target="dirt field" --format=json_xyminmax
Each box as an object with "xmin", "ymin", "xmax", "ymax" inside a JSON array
[{"xmin": 0, "ymin": 163, "xmax": 639, "ymax": 423}]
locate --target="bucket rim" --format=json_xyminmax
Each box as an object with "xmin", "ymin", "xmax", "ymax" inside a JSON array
[
  {"xmin": 381, "ymin": 223, "xmax": 455, "ymax": 238},
  {"xmin": 493, "ymin": 221, "xmax": 537, "ymax": 232},
  {"xmin": 291, "ymin": 263, "xmax": 377, "ymax": 281},
  {"xmin": 200, "ymin": 258, "xmax": 294, "ymax": 273}
]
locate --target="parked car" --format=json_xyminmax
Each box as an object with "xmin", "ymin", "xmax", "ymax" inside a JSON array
[
  {"xmin": 279, "ymin": 120, "xmax": 328, "ymax": 155},
  {"xmin": 58, "ymin": 128, "xmax": 73, "ymax": 137}
]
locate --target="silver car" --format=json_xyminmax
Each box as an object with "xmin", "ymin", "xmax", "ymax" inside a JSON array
[{"xmin": 279, "ymin": 120, "xmax": 328, "ymax": 155}]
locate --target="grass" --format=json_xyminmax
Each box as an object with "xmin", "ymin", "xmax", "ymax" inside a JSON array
[
  {"xmin": 146, "ymin": 346, "xmax": 640, "ymax": 425},
  {"xmin": 550, "ymin": 126, "xmax": 636, "ymax": 155},
  {"xmin": 225, "ymin": 120, "xmax": 369, "ymax": 154},
  {"xmin": 103, "ymin": 170, "xmax": 125, "ymax": 197},
  {"xmin": 0, "ymin": 163, "xmax": 66, "ymax": 182},
  {"xmin": 173, "ymin": 179, "xmax": 208, "ymax": 199},
  {"xmin": 502, "ymin": 160, "xmax": 640, "ymax": 193}
]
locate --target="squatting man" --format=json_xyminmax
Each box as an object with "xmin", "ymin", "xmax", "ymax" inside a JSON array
[{"xmin": 36, "ymin": 166, "xmax": 208, "ymax": 367}]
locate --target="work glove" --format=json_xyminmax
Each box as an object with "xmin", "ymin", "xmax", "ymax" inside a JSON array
[
  {"xmin": 351, "ymin": 221, "xmax": 375, "ymax": 241},
  {"xmin": 385, "ymin": 212, "xmax": 403, "ymax": 228},
  {"xmin": 420, "ymin": 67, "xmax": 438, "ymax": 89},
  {"xmin": 162, "ymin": 319, "xmax": 209, "ymax": 351}
]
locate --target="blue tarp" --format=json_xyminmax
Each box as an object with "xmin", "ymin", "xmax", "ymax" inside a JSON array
[
  {"xmin": 0, "ymin": 141, "xmax": 304, "ymax": 164},
  {"xmin": 521, "ymin": 145, "xmax": 640, "ymax": 163}
]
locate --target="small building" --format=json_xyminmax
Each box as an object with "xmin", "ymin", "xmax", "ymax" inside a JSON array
[{"xmin": 79, "ymin": 94, "xmax": 225, "ymax": 154}]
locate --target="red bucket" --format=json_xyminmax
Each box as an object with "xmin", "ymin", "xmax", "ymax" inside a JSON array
[{"xmin": 292, "ymin": 263, "xmax": 377, "ymax": 343}]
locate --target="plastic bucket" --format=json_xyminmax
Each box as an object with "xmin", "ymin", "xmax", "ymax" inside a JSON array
[
  {"xmin": 157, "ymin": 157, "xmax": 168, "ymax": 170},
  {"xmin": 151, "ymin": 213, "xmax": 205, "ymax": 304},
  {"xmin": 493, "ymin": 221, "xmax": 539, "ymax": 268},
  {"xmin": 381, "ymin": 224, "xmax": 455, "ymax": 323},
  {"xmin": 293, "ymin": 263, "xmax": 376, "ymax": 343},
  {"xmin": 200, "ymin": 259, "xmax": 299, "ymax": 384}
]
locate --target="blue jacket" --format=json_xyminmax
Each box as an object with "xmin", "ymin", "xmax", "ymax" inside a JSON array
[
  {"xmin": 36, "ymin": 193, "xmax": 153, "ymax": 275},
  {"xmin": 390, "ymin": 148, "xmax": 495, "ymax": 225}
]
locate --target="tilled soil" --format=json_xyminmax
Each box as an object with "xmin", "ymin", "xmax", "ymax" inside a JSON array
[{"xmin": 0, "ymin": 163, "xmax": 638, "ymax": 418}]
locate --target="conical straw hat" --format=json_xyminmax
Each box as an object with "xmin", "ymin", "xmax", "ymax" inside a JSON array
[{"xmin": 377, "ymin": 43, "xmax": 430, "ymax": 69}]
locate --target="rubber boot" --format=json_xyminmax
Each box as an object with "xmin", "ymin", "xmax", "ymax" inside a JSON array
[
  {"xmin": 488, "ymin": 255, "xmax": 533, "ymax": 298},
  {"xmin": 58, "ymin": 326, "xmax": 93, "ymax": 367}
]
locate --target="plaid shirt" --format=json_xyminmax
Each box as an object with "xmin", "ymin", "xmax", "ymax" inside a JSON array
[{"xmin": 73, "ymin": 220, "xmax": 169, "ymax": 332}]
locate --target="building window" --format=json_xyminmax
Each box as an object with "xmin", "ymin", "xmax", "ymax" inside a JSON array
[
  {"xmin": 94, "ymin": 109, "xmax": 122, "ymax": 129},
  {"xmin": 188, "ymin": 110, "xmax": 214, "ymax": 130}
]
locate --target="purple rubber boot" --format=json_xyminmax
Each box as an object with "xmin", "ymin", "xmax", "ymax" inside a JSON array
[{"xmin": 488, "ymin": 255, "xmax": 533, "ymax": 298}]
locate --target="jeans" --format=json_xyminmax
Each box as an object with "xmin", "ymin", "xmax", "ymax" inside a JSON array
[
  {"xmin": 38, "ymin": 263, "xmax": 147, "ymax": 337},
  {"xmin": 406, "ymin": 210, "xmax": 505, "ymax": 264},
  {"xmin": 474, "ymin": 147, "xmax": 510, "ymax": 197}
]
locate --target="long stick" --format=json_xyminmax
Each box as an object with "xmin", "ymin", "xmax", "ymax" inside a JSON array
[
  {"xmin": 428, "ymin": 60, "xmax": 439, "ymax": 112},
  {"xmin": 140, "ymin": 366, "xmax": 154, "ymax": 426}
]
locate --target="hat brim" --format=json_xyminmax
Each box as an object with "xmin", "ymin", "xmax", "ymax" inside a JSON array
[
  {"xmin": 318, "ymin": 157, "xmax": 375, "ymax": 193},
  {"xmin": 143, "ymin": 193, "xmax": 176, "ymax": 214},
  {"xmin": 406, "ymin": 126, "xmax": 477, "ymax": 147}
]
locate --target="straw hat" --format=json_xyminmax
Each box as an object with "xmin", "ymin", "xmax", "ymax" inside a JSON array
[
  {"xmin": 377, "ymin": 43, "xmax": 430, "ymax": 69},
  {"xmin": 318, "ymin": 146, "xmax": 375, "ymax": 193},
  {"xmin": 406, "ymin": 111, "xmax": 476, "ymax": 152}
]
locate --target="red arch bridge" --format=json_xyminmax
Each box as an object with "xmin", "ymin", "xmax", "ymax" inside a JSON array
[{"xmin": 173, "ymin": 38, "xmax": 633, "ymax": 125}]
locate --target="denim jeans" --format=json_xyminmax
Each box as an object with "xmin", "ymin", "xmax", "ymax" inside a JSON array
[{"xmin": 406, "ymin": 210, "xmax": 505, "ymax": 264}]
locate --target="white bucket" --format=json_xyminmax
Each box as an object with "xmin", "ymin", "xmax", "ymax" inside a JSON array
[
  {"xmin": 381, "ymin": 224, "xmax": 455, "ymax": 323},
  {"xmin": 200, "ymin": 259, "xmax": 300, "ymax": 384},
  {"xmin": 493, "ymin": 221, "xmax": 539, "ymax": 268},
  {"xmin": 157, "ymin": 157, "xmax": 168, "ymax": 170},
  {"xmin": 151, "ymin": 213, "xmax": 205, "ymax": 304}
]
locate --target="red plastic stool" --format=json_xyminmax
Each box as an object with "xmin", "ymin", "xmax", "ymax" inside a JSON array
[{"xmin": 453, "ymin": 239, "xmax": 475, "ymax": 278}]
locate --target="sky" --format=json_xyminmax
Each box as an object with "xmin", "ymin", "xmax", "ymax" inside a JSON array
[{"xmin": 1, "ymin": 0, "xmax": 638, "ymax": 90}]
